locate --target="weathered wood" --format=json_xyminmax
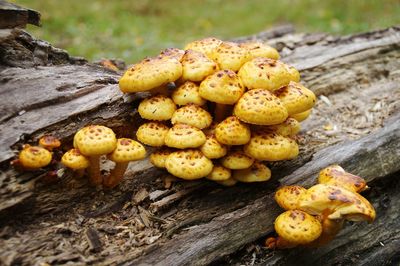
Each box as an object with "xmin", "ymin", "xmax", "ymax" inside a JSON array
[{"xmin": 0, "ymin": 1, "xmax": 40, "ymax": 29}]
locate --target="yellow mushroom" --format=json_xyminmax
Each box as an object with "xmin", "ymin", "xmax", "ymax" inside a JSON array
[
  {"xmin": 164, "ymin": 124, "xmax": 206, "ymax": 149},
  {"xmin": 159, "ymin": 47, "xmax": 185, "ymax": 61},
  {"xmin": 206, "ymin": 164, "xmax": 231, "ymax": 181},
  {"xmin": 181, "ymin": 49, "xmax": 218, "ymax": 82},
  {"xmin": 221, "ymin": 149, "xmax": 254, "ymax": 170},
  {"xmin": 215, "ymin": 178, "xmax": 238, "ymax": 186},
  {"xmin": 171, "ymin": 81, "xmax": 206, "ymax": 106},
  {"xmin": 210, "ymin": 41, "xmax": 251, "ymax": 72},
  {"xmin": 215, "ymin": 116, "xmax": 251, "ymax": 145},
  {"xmin": 290, "ymin": 109, "xmax": 312, "ymax": 122},
  {"xmin": 171, "ymin": 104, "xmax": 212, "ymax": 129},
  {"xmin": 18, "ymin": 145, "xmax": 52, "ymax": 170},
  {"xmin": 136, "ymin": 122, "xmax": 169, "ymax": 147},
  {"xmin": 39, "ymin": 135, "xmax": 61, "ymax": 151},
  {"xmin": 275, "ymin": 81, "xmax": 316, "ymax": 116},
  {"xmin": 150, "ymin": 148, "xmax": 174, "ymax": 168},
  {"xmin": 232, "ymin": 162, "xmax": 271, "ymax": 182},
  {"xmin": 265, "ymin": 118, "xmax": 301, "ymax": 137},
  {"xmin": 61, "ymin": 148, "xmax": 90, "ymax": 178},
  {"xmin": 286, "ymin": 65, "xmax": 301, "ymax": 82},
  {"xmin": 318, "ymin": 165, "xmax": 368, "ymax": 193},
  {"xmin": 200, "ymin": 134, "xmax": 227, "ymax": 159},
  {"xmin": 239, "ymin": 41, "xmax": 280, "ymax": 60},
  {"xmin": 184, "ymin": 37, "xmax": 223, "ymax": 59},
  {"xmin": 274, "ymin": 185, "xmax": 307, "ymax": 210},
  {"xmin": 138, "ymin": 95, "xmax": 177, "ymax": 121}
]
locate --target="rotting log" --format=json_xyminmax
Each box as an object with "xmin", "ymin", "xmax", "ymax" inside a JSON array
[
  {"xmin": 0, "ymin": 0, "xmax": 40, "ymax": 29},
  {"xmin": 0, "ymin": 23, "xmax": 400, "ymax": 265}
]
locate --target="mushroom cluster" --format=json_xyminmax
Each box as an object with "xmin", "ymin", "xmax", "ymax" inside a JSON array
[
  {"xmin": 266, "ymin": 165, "xmax": 376, "ymax": 249},
  {"xmin": 118, "ymin": 37, "xmax": 316, "ymax": 185}
]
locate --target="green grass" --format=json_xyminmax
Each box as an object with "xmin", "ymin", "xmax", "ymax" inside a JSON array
[{"xmin": 12, "ymin": 0, "xmax": 400, "ymax": 64}]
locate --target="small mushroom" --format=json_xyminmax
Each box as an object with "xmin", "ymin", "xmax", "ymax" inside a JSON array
[
  {"xmin": 171, "ymin": 104, "xmax": 212, "ymax": 129},
  {"xmin": 275, "ymin": 81, "xmax": 316, "ymax": 116},
  {"xmin": 164, "ymin": 124, "xmax": 206, "ymax": 149},
  {"xmin": 61, "ymin": 148, "xmax": 90, "ymax": 178},
  {"xmin": 39, "ymin": 135, "xmax": 61, "ymax": 151},
  {"xmin": 318, "ymin": 165, "xmax": 368, "ymax": 193},
  {"xmin": 215, "ymin": 116, "xmax": 251, "ymax": 145},
  {"xmin": 159, "ymin": 47, "xmax": 185, "ymax": 61},
  {"xmin": 291, "ymin": 109, "xmax": 312, "ymax": 122},
  {"xmin": 150, "ymin": 148, "xmax": 174, "ymax": 168},
  {"xmin": 138, "ymin": 95, "xmax": 177, "ymax": 121},
  {"xmin": 265, "ymin": 118, "xmax": 301, "ymax": 137},
  {"xmin": 286, "ymin": 65, "xmax": 301, "ymax": 82},
  {"xmin": 232, "ymin": 162, "xmax": 271, "ymax": 183},
  {"xmin": 221, "ymin": 149, "xmax": 254, "ymax": 170},
  {"xmin": 171, "ymin": 81, "xmax": 206, "ymax": 106},
  {"xmin": 184, "ymin": 37, "xmax": 223, "ymax": 59},
  {"xmin": 18, "ymin": 145, "xmax": 52, "ymax": 170},
  {"xmin": 181, "ymin": 49, "xmax": 218, "ymax": 82},
  {"xmin": 136, "ymin": 122, "xmax": 169, "ymax": 147},
  {"xmin": 206, "ymin": 164, "xmax": 231, "ymax": 181},
  {"xmin": 274, "ymin": 185, "xmax": 307, "ymax": 210},
  {"xmin": 210, "ymin": 41, "xmax": 251, "ymax": 72},
  {"xmin": 239, "ymin": 41, "xmax": 280, "ymax": 60},
  {"xmin": 200, "ymin": 134, "xmax": 227, "ymax": 159}
]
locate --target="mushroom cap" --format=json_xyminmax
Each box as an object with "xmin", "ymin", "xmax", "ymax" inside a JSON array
[
  {"xmin": 109, "ymin": 138, "xmax": 146, "ymax": 163},
  {"xmin": 164, "ymin": 124, "xmax": 206, "ymax": 149},
  {"xmin": 232, "ymin": 162, "xmax": 271, "ymax": 182},
  {"xmin": 275, "ymin": 185, "xmax": 307, "ymax": 210},
  {"xmin": 215, "ymin": 116, "xmax": 251, "ymax": 145},
  {"xmin": 318, "ymin": 165, "xmax": 368, "ymax": 193},
  {"xmin": 19, "ymin": 146, "xmax": 52, "ymax": 169},
  {"xmin": 275, "ymin": 210, "xmax": 323, "ymax": 245},
  {"xmin": 165, "ymin": 149, "xmax": 213, "ymax": 180},
  {"xmin": 136, "ymin": 122, "xmax": 169, "ymax": 147},
  {"xmin": 265, "ymin": 118, "xmax": 301, "ymax": 137},
  {"xmin": 239, "ymin": 41, "xmax": 280, "ymax": 60},
  {"xmin": 221, "ymin": 149, "xmax": 255, "ymax": 169},
  {"xmin": 290, "ymin": 109, "xmax": 312, "ymax": 122},
  {"xmin": 61, "ymin": 149, "xmax": 90, "ymax": 170},
  {"xmin": 298, "ymin": 184, "xmax": 376, "ymax": 222},
  {"xmin": 200, "ymin": 134, "xmax": 227, "ymax": 159},
  {"xmin": 206, "ymin": 164, "xmax": 231, "ymax": 181},
  {"xmin": 171, "ymin": 104, "xmax": 212, "ymax": 129},
  {"xmin": 39, "ymin": 135, "xmax": 61, "ymax": 150},
  {"xmin": 216, "ymin": 178, "xmax": 238, "ymax": 186},
  {"xmin": 244, "ymin": 132, "xmax": 299, "ymax": 161},
  {"xmin": 171, "ymin": 81, "xmax": 206, "ymax": 106},
  {"xmin": 275, "ymin": 81, "xmax": 316, "ymax": 115},
  {"xmin": 238, "ymin": 58, "xmax": 292, "ymax": 91},
  {"xmin": 150, "ymin": 148, "xmax": 174, "ymax": 168},
  {"xmin": 233, "ymin": 89, "xmax": 288, "ymax": 125},
  {"xmin": 74, "ymin": 125, "xmax": 117, "ymax": 156},
  {"xmin": 210, "ymin": 41, "xmax": 251, "ymax": 71},
  {"xmin": 287, "ymin": 65, "xmax": 301, "ymax": 82},
  {"xmin": 181, "ymin": 49, "xmax": 218, "ymax": 82},
  {"xmin": 184, "ymin": 37, "xmax": 223, "ymax": 58},
  {"xmin": 138, "ymin": 95, "xmax": 177, "ymax": 121},
  {"xmin": 199, "ymin": 70, "xmax": 245, "ymax": 105},
  {"xmin": 119, "ymin": 56, "xmax": 182, "ymax": 93},
  {"xmin": 159, "ymin": 47, "xmax": 185, "ymax": 61}
]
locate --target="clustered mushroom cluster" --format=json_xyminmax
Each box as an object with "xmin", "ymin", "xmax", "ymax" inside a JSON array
[{"xmin": 266, "ymin": 165, "xmax": 376, "ymax": 249}]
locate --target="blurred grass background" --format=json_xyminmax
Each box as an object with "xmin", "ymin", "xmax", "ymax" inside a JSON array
[{"xmin": 11, "ymin": 0, "xmax": 400, "ymax": 64}]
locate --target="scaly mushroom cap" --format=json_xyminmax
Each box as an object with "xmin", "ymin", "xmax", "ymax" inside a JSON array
[
  {"xmin": 233, "ymin": 89, "xmax": 288, "ymax": 125},
  {"xmin": 275, "ymin": 81, "xmax": 316, "ymax": 115},
  {"xmin": 150, "ymin": 148, "xmax": 174, "ymax": 168},
  {"xmin": 138, "ymin": 95, "xmax": 177, "ymax": 121},
  {"xmin": 184, "ymin": 37, "xmax": 223, "ymax": 59},
  {"xmin": 199, "ymin": 70, "xmax": 245, "ymax": 104},
  {"xmin": 200, "ymin": 134, "xmax": 227, "ymax": 159},
  {"xmin": 318, "ymin": 165, "xmax": 368, "ymax": 193},
  {"xmin": 275, "ymin": 210, "xmax": 323, "ymax": 245},
  {"xmin": 216, "ymin": 178, "xmax": 238, "ymax": 186},
  {"xmin": 290, "ymin": 109, "xmax": 312, "ymax": 122},
  {"xmin": 181, "ymin": 49, "xmax": 218, "ymax": 82},
  {"xmin": 266, "ymin": 118, "xmax": 301, "ymax": 137},
  {"xmin": 165, "ymin": 149, "xmax": 213, "ymax": 180},
  {"xmin": 159, "ymin": 47, "xmax": 185, "ymax": 61},
  {"xmin": 19, "ymin": 146, "xmax": 52, "ymax": 169},
  {"xmin": 136, "ymin": 122, "xmax": 169, "ymax": 147},
  {"xmin": 61, "ymin": 149, "xmax": 90, "ymax": 170},
  {"xmin": 119, "ymin": 56, "xmax": 182, "ymax": 93},
  {"xmin": 171, "ymin": 104, "xmax": 212, "ymax": 129},
  {"xmin": 164, "ymin": 124, "xmax": 206, "ymax": 149},
  {"xmin": 109, "ymin": 138, "xmax": 146, "ymax": 163},
  {"xmin": 171, "ymin": 81, "xmax": 206, "ymax": 106},
  {"xmin": 221, "ymin": 149, "xmax": 254, "ymax": 169},
  {"xmin": 215, "ymin": 116, "xmax": 251, "ymax": 145},
  {"xmin": 206, "ymin": 164, "xmax": 231, "ymax": 181},
  {"xmin": 298, "ymin": 184, "xmax": 376, "ymax": 222},
  {"xmin": 287, "ymin": 65, "xmax": 301, "ymax": 82},
  {"xmin": 232, "ymin": 162, "xmax": 271, "ymax": 182},
  {"xmin": 238, "ymin": 58, "xmax": 292, "ymax": 91},
  {"xmin": 244, "ymin": 132, "xmax": 299, "ymax": 161},
  {"xmin": 239, "ymin": 41, "xmax": 280, "ymax": 60},
  {"xmin": 210, "ymin": 41, "xmax": 251, "ymax": 72},
  {"xmin": 74, "ymin": 125, "xmax": 117, "ymax": 156},
  {"xmin": 39, "ymin": 135, "xmax": 61, "ymax": 150},
  {"xmin": 275, "ymin": 185, "xmax": 307, "ymax": 210}
]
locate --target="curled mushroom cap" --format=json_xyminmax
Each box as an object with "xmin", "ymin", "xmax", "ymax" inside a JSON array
[
  {"xmin": 290, "ymin": 109, "xmax": 312, "ymax": 122},
  {"xmin": 184, "ymin": 37, "xmax": 223, "ymax": 58},
  {"xmin": 159, "ymin": 47, "xmax": 185, "ymax": 61},
  {"xmin": 200, "ymin": 134, "xmax": 227, "ymax": 159},
  {"xmin": 199, "ymin": 70, "xmax": 245, "ymax": 105},
  {"xmin": 181, "ymin": 49, "xmax": 218, "ymax": 82},
  {"xmin": 39, "ymin": 135, "xmax": 61, "ymax": 151},
  {"xmin": 171, "ymin": 81, "xmax": 206, "ymax": 106},
  {"xmin": 275, "ymin": 81, "xmax": 316, "ymax": 115},
  {"xmin": 238, "ymin": 58, "xmax": 292, "ymax": 91},
  {"xmin": 74, "ymin": 125, "xmax": 117, "ymax": 156},
  {"xmin": 215, "ymin": 116, "xmax": 251, "ymax": 145},
  {"xmin": 171, "ymin": 104, "xmax": 212, "ymax": 129},
  {"xmin": 206, "ymin": 164, "xmax": 231, "ymax": 181},
  {"xmin": 150, "ymin": 148, "xmax": 174, "ymax": 168},
  {"xmin": 61, "ymin": 149, "xmax": 90, "ymax": 170},
  {"xmin": 19, "ymin": 145, "xmax": 52, "ymax": 169},
  {"xmin": 164, "ymin": 124, "xmax": 206, "ymax": 149},
  {"xmin": 165, "ymin": 149, "xmax": 213, "ymax": 180},
  {"xmin": 233, "ymin": 162, "xmax": 271, "ymax": 182},
  {"xmin": 221, "ymin": 149, "xmax": 254, "ymax": 169},
  {"xmin": 275, "ymin": 185, "xmax": 307, "ymax": 210},
  {"xmin": 318, "ymin": 165, "xmax": 368, "ymax": 193},
  {"xmin": 233, "ymin": 89, "xmax": 288, "ymax": 126},
  {"xmin": 138, "ymin": 95, "xmax": 177, "ymax": 121},
  {"xmin": 239, "ymin": 41, "xmax": 280, "ymax": 60},
  {"xmin": 119, "ymin": 56, "xmax": 182, "ymax": 93},
  {"xmin": 265, "ymin": 118, "xmax": 301, "ymax": 137},
  {"xmin": 210, "ymin": 41, "xmax": 251, "ymax": 71},
  {"xmin": 109, "ymin": 138, "xmax": 146, "ymax": 163},
  {"xmin": 136, "ymin": 122, "xmax": 169, "ymax": 147}
]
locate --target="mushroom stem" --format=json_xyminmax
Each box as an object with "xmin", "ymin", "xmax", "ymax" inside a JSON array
[
  {"xmin": 103, "ymin": 162, "xmax": 129, "ymax": 189},
  {"xmin": 87, "ymin": 155, "xmax": 102, "ymax": 186},
  {"xmin": 76, "ymin": 168, "xmax": 86, "ymax": 179},
  {"xmin": 215, "ymin": 104, "xmax": 229, "ymax": 122}
]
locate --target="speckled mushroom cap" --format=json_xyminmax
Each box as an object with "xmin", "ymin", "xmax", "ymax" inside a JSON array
[
  {"xmin": 119, "ymin": 56, "xmax": 182, "ymax": 93},
  {"xmin": 181, "ymin": 49, "xmax": 218, "ymax": 82},
  {"xmin": 275, "ymin": 210, "xmax": 323, "ymax": 245},
  {"xmin": 265, "ymin": 118, "xmax": 301, "ymax": 137},
  {"xmin": 210, "ymin": 41, "xmax": 251, "ymax": 72},
  {"xmin": 286, "ymin": 65, "xmax": 301, "ymax": 82},
  {"xmin": 233, "ymin": 162, "xmax": 271, "ymax": 182},
  {"xmin": 200, "ymin": 134, "xmax": 227, "ymax": 159},
  {"xmin": 74, "ymin": 125, "xmax": 117, "ymax": 156},
  {"xmin": 150, "ymin": 148, "xmax": 174, "ymax": 168},
  {"xmin": 318, "ymin": 165, "xmax": 368, "ymax": 193},
  {"xmin": 233, "ymin": 89, "xmax": 288, "ymax": 125},
  {"xmin": 275, "ymin": 185, "xmax": 307, "ymax": 210},
  {"xmin": 19, "ymin": 146, "xmax": 52, "ymax": 169},
  {"xmin": 206, "ymin": 164, "xmax": 231, "ymax": 181},
  {"xmin": 61, "ymin": 149, "xmax": 90, "ymax": 170},
  {"xmin": 244, "ymin": 132, "xmax": 299, "ymax": 161},
  {"xmin": 298, "ymin": 184, "xmax": 376, "ymax": 222},
  {"xmin": 220, "ymin": 149, "xmax": 254, "ymax": 169},
  {"xmin": 290, "ymin": 109, "xmax": 312, "ymax": 122},
  {"xmin": 184, "ymin": 37, "xmax": 223, "ymax": 59},
  {"xmin": 171, "ymin": 104, "xmax": 212, "ymax": 129},
  {"xmin": 239, "ymin": 41, "xmax": 280, "ymax": 60},
  {"xmin": 165, "ymin": 149, "xmax": 213, "ymax": 180},
  {"xmin": 39, "ymin": 135, "xmax": 61, "ymax": 150},
  {"xmin": 171, "ymin": 81, "xmax": 206, "ymax": 106},
  {"xmin": 164, "ymin": 124, "xmax": 206, "ymax": 149},
  {"xmin": 238, "ymin": 58, "xmax": 292, "ymax": 91},
  {"xmin": 109, "ymin": 138, "xmax": 146, "ymax": 163},
  {"xmin": 138, "ymin": 95, "xmax": 177, "ymax": 121},
  {"xmin": 215, "ymin": 116, "xmax": 251, "ymax": 145},
  {"xmin": 136, "ymin": 122, "xmax": 169, "ymax": 147},
  {"xmin": 199, "ymin": 70, "xmax": 245, "ymax": 105},
  {"xmin": 159, "ymin": 47, "xmax": 185, "ymax": 61},
  {"xmin": 275, "ymin": 81, "xmax": 316, "ymax": 115}
]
